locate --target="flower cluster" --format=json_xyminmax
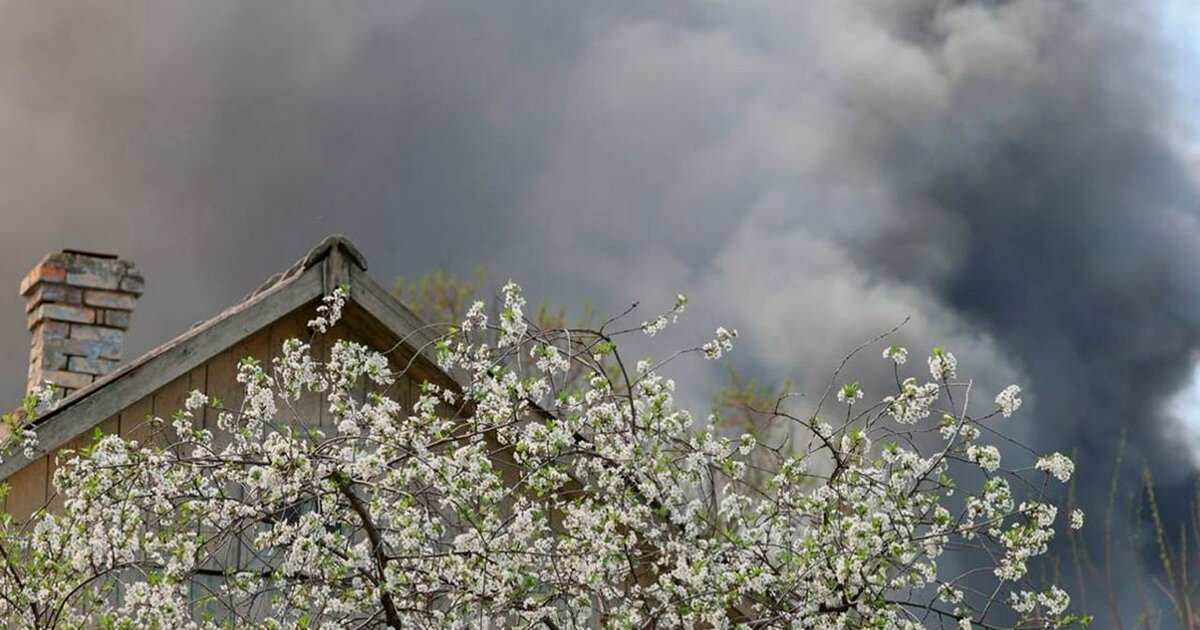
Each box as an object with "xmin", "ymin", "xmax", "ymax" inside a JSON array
[
  {"xmin": 307, "ymin": 284, "xmax": 348, "ymax": 333},
  {"xmin": 883, "ymin": 344, "xmax": 909, "ymax": 365},
  {"xmin": 837, "ymin": 381, "xmax": 864, "ymax": 405},
  {"xmin": 642, "ymin": 293, "xmax": 689, "ymax": 336},
  {"xmin": 0, "ymin": 286, "xmax": 1082, "ymax": 629},
  {"xmin": 1036, "ymin": 452, "xmax": 1075, "ymax": 483},
  {"xmin": 0, "ymin": 383, "xmax": 54, "ymax": 463},
  {"xmin": 883, "ymin": 377, "xmax": 940, "ymax": 424},
  {"xmin": 928, "ymin": 346, "xmax": 958, "ymax": 380},
  {"xmin": 995, "ymin": 384, "xmax": 1023, "ymax": 417},
  {"xmin": 967, "ymin": 444, "xmax": 1002, "ymax": 472},
  {"xmin": 701, "ymin": 326, "xmax": 738, "ymax": 360}
]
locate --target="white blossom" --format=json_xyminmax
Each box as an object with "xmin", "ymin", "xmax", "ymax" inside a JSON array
[
  {"xmin": 1039, "ymin": 585, "xmax": 1071, "ymax": 616},
  {"xmin": 967, "ymin": 444, "xmax": 1002, "ymax": 472},
  {"xmin": 462, "ymin": 300, "xmax": 488, "ymax": 331},
  {"xmin": 995, "ymin": 385, "xmax": 1022, "ymax": 417},
  {"xmin": 498, "ymin": 280, "xmax": 527, "ymax": 346},
  {"xmin": 928, "ymin": 347, "xmax": 958, "ymax": 381},
  {"xmin": 32, "ymin": 382, "xmax": 59, "ymax": 412},
  {"xmin": 1036, "ymin": 452, "xmax": 1075, "ymax": 483},
  {"xmin": 837, "ymin": 382, "xmax": 864, "ymax": 405},
  {"xmin": 883, "ymin": 344, "xmax": 909, "ymax": 365},
  {"xmin": 701, "ymin": 326, "xmax": 737, "ymax": 360},
  {"xmin": 184, "ymin": 389, "xmax": 208, "ymax": 412},
  {"xmin": 1010, "ymin": 590, "xmax": 1038, "ymax": 614},
  {"xmin": 641, "ymin": 315, "xmax": 667, "ymax": 336},
  {"xmin": 883, "ymin": 378, "xmax": 940, "ymax": 424},
  {"xmin": 307, "ymin": 285, "xmax": 348, "ymax": 333}
]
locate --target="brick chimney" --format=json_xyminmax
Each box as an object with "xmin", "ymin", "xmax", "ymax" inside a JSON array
[{"xmin": 21, "ymin": 250, "xmax": 144, "ymax": 396}]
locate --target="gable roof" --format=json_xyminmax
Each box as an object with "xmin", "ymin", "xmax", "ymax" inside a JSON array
[{"xmin": 0, "ymin": 235, "xmax": 446, "ymax": 482}]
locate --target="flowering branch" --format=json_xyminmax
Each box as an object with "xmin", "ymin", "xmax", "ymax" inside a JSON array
[{"xmin": 0, "ymin": 284, "xmax": 1087, "ymax": 629}]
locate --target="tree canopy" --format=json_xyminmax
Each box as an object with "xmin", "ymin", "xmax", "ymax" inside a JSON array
[{"xmin": 0, "ymin": 284, "xmax": 1084, "ymax": 629}]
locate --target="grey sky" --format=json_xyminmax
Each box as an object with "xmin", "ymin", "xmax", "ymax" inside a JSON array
[{"xmin": 0, "ymin": 1, "xmax": 1197, "ymax": 620}]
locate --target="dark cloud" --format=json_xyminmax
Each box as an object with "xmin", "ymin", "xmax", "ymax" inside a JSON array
[{"xmin": 0, "ymin": 0, "xmax": 1195, "ymax": 621}]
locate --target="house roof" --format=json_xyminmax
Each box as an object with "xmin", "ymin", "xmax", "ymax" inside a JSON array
[{"xmin": 0, "ymin": 235, "xmax": 447, "ymax": 482}]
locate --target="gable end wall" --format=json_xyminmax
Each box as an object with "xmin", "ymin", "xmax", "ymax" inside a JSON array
[{"xmin": 4, "ymin": 303, "xmax": 423, "ymax": 524}]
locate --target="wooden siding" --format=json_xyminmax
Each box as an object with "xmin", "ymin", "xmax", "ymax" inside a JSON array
[{"xmin": 3, "ymin": 303, "xmax": 423, "ymax": 530}]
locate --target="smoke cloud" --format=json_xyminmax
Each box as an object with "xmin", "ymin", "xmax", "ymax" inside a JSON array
[{"xmin": 0, "ymin": 1, "xmax": 1196, "ymax": 621}]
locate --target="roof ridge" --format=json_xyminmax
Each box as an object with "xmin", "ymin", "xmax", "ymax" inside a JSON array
[
  {"xmin": 302, "ymin": 235, "xmax": 367, "ymax": 272},
  {"xmin": 243, "ymin": 235, "xmax": 367, "ymax": 303}
]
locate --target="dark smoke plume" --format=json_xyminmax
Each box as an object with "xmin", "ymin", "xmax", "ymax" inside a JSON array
[{"xmin": 0, "ymin": 1, "xmax": 1196, "ymax": 622}]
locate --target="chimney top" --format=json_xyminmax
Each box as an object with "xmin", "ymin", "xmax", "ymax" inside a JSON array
[
  {"xmin": 21, "ymin": 250, "xmax": 144, "ymax": 397},
  {"xmin": 60, "ymin": 249, "xmax": 119, "ymax": 260}
]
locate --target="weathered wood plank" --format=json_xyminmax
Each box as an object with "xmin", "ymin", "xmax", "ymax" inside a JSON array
[
  {"xmin": 200, "ymin": 326, "xmax": 275, "ymax": 573},
  {"xmin": 321, "ymin": 238, "xmax": 354, "ymax": 294},
  {"xmin": 203, "ymin": 326, "xmax": 273, "ymax": 439},
  {"xmin": 148, "ymin": 372, "xmax": 197, "ymax": 451},
  {"xmin": 118, "ymin": 395, "xmax": 154, "ymax": 448},
  {"xmin": 5, "ymin": 454, "xmax": 47, "ymax": 522},
  {"xmin": 268, "ymin": 309, "xmax": 324, "ymax": 428}
]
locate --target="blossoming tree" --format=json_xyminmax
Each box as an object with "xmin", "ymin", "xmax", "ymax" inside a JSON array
[{"xmin": 0, "ymin": 284, "xmax": 1086, "ymax": 629}]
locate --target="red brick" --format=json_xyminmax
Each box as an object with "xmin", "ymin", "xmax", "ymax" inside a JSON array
[
  {"xmin": 19, "ymin": 263, "xmax": 67, "ymax": 295},
  {"xmin": 99, "ymin": 310, "xmax": 134, "ymax": 328},
  {"xmin": 31, "ymin": 321, "xmax": 69, "ymax": 342},
  {"xmin": 45, "ymin": 336, "xmax": 123, "ymax": 360},
  {"xmin": 24, "ymin": 284, "xmax": 83, "ymax": 312},
  {"xmin": 119, "ymin": 274, "xmax": 145, "ymax": 294},
  {"xmin": 40, "ymin": 369, "xmax": 93, "ymax": 391},
  {"xmin": 70, "ymin": 325, "xmax": 123, "ymax": 344},
  {"xmin": 27, "ymin": 304, "xmax": 94, "ymax": 328},
  {"xmin": 65, "ymin": 271, "xmax": 120, "ymax": 290},
  {"xmin": 83, "ymin": 289, "xmax": 137, "ymax": 310},
  {"xmin": 29, "ymin": 349, "xmax": 67, "ymax": 371},
  {"xmin": 67, "ymin": 356, "xmax": 119, "ymax": 375}
]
